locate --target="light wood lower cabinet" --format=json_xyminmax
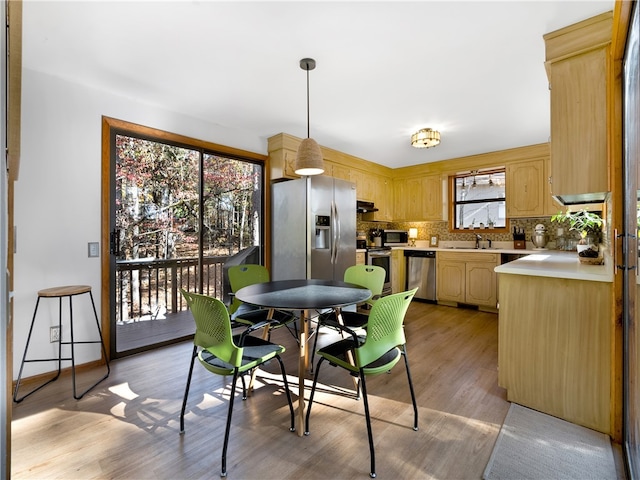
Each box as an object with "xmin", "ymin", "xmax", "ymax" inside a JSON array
[
  {"xmin": 436, "ymin": 252, "xmax": 499, "ymax": 309},
  {"xmin": 466, "ymin": 261, "xmax": 498, "ymax": 305},
  {"xmin": 391, "ymin": 249, "xmax": 406, "ymax": 294},
  {"xmin": 356, "ymin": 251, "xmax": 365, "ymax": 265},
  {"xmin": 436, "ymin": 258, "xmax": 465, "ymax": 302},
  {"xmin": 498, "ymin": 273, "xmax": 611, "ymax": 434}
]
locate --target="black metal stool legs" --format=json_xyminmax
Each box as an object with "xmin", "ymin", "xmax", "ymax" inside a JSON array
[
  {"xmin": 13, "ymin": 296, "xmax": 63, "ymax": 402},
  {"xmin": 13, "ymin": 286, "xmax": 110, "ymax": 402},
  {"xmin": 68, "ymin": 290, "xmax": 110, "ymax": 399}
]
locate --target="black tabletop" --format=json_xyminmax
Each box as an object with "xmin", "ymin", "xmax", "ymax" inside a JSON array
[{"xmin": 234, "ymin": 279, "xmax": 372, "ymax": 310}]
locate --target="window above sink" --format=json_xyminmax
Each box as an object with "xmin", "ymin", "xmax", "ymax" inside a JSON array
[{"xmin": 450, "ymin": 168, "xmax": 507, "ymax": 233}]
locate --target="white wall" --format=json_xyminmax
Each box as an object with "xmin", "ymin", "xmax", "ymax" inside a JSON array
[{"xmin": 13, "ymin": 68, "xmax": 266, "ymax": 378}]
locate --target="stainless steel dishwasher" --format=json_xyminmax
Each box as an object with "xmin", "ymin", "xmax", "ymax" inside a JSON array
[{"xmin": 404, "ymin": 250, "xmax": 436, "ymax": 302}]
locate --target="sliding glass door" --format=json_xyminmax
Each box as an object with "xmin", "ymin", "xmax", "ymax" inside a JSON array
[
  {"xmin": 624, "ymin": 3, "xmax": 640, "ymax": 478},
  {"xmin": 105, "ymin": 120, "xmax": 264, "ymax": 358}
]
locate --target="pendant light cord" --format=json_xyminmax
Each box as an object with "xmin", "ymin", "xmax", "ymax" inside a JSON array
[
  {"xmin": 299, "ymin": 57, "xmax": 316, "ymax": 141},
  {"xmin": 306, "ymin": 66, "xmax": 310, "ymax": 139}
]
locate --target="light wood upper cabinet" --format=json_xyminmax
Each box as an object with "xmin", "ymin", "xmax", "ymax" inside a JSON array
[
  {"xmin": 376, "ymin": 175, "xmax": 394, "ymax": 221},
  {"xmin": 394, "ymin": 177, "xmax": 420, "ymax": 221},
  {"xmin": 423, "ymin": 174, "xmax": 443, "ymax": 220},
  {"xmin": 544, "ymin": 13, "xmax": 612, "ymax": 202},
  {"xmin": 351, "ymin": 169, "xmax": 376, "ymax": 202},
  {"xmin": 406, "ymin": 177, "xmax": 424, "ymax": 220},
  {"xmin": 276, "ymin": 153, "xmax": 347, "ymax": 181},
  {"xmin": 325, "ymin": 160, "xmax": 351, "ymax": 182},
  {"xmin": 393, "ymin": 178, "xmax": 408, "ymax": 221},
  {"xmin": 352, "ymin": 169, "xmax": 394, "ymax": 222},
  {"xmin": 393, "ymin": 174, "xmax": 442, "ymax": 221},
  {"xmin": 267, "ymin": 134, "xmax": 393, "ymax": 188},
  {"xmin": 274, "ymin": 150, "xmax": 299, "ymax": 179},
  {"xmin": 506, "ymin": 159, "xmax": 545, "ymax": 217},
  {"xmin": 363, "ymin": 174, "xmax": 394, "ymax": 222},
  {"xmin": 544, "ymin": 156, "xmax": 562, "ymax": 216}
]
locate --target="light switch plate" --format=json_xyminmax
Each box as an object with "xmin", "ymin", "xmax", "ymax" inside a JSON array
[{"xmin": 88, "ymin": 242, "xmax": 99, "ymax": 258}]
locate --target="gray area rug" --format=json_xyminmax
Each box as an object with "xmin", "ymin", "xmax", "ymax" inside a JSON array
[{"xmin": 483, "ymin": 403, "xmax": 616, "ymax": 480}]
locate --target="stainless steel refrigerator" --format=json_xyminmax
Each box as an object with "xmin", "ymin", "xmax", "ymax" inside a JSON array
[{"xmin": 271, "ymin": 176, "xmax": 356, "ymax": 281}]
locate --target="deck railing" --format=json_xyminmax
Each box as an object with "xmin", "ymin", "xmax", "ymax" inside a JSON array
[{"xmin": 115, "ymin": 255, "xmax": 229, "ymax": 323}]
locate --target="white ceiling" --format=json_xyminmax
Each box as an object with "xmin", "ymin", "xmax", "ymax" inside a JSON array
[{"xmin": 21, "ymin": 0, "xmax": 614, "ymax": 168}]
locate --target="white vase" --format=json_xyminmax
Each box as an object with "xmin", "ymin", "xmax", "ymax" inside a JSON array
[{"xmin": 576, "ymin": 244, "xmax": 592, "ymax": 254}]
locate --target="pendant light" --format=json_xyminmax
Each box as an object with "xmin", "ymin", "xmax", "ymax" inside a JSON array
[{"xmin": 294, "ymin": 58, "xmax": 324, "ymax": 176}]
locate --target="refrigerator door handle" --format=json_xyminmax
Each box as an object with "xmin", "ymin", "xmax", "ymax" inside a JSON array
[
  {"xmin": 330, "ymin": 200, "xmax": 336, "ymax": 264},
  {"xmin": 334, "ymin": 200, "xmax": 341, "ymax": 265}
]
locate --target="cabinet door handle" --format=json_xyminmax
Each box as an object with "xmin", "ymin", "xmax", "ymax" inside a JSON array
[{"xmin": 614, "ymin": 228, "xmax": 618, "ymax": 275}]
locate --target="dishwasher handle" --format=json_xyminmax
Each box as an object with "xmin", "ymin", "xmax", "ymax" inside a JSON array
[{"xmin": 404, "ymin": 250, "xmax": 436, "ymax": 258}]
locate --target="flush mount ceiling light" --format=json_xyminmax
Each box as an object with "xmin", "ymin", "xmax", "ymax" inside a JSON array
[
  {"xmin": 411, "ymin": 128, "xmax": 441, "ymax": 149},
  {"xmin": 295, "ymin": 58, "xmax": 324, "ymax": 176}
]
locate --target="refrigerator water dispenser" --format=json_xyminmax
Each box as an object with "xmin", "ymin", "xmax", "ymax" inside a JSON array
[{"xmin": 315, "ymin": 215, "xmax": 330, "ymax": 249}]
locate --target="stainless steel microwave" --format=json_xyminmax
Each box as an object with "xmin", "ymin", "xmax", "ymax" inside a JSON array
[{"xmin": 382, "ymin": 230, "xmax": 409, "ymax": 246}]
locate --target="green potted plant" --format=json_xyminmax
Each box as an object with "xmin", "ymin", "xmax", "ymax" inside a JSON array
[{"xmin": 551, "ymin": 209, "xmax": 604, "ymax": 263}]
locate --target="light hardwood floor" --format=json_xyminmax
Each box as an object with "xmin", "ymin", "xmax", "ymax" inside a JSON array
[{"xmin": 11, "ymin": 302, "xmax": 522, "ymax": 478}]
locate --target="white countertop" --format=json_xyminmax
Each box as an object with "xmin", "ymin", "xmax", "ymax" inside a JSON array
[
  {"xmin": 393, "ymin": 239, "xmax": 541, "ymax": 255},
  {"xmin": 399, "ymin": 246, "xmax": 531, "ymax": 255},
  {"xmin": 393, "ymin": 239, "xmax": 543, "ymax": 254},
  {"xmin": 494, "ymin": 250, "xmax": 613, "ymax": 283},
  {"xmin": 387, "ymin": 243, "xmax": 613, "ymax": 283}
]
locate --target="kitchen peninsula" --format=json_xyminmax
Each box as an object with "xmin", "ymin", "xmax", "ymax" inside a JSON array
[{"xmin": 495, "ymin": 253, "xmax": 613, "ymax": 435}]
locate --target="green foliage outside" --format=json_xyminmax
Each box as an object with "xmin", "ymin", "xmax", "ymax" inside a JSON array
[{"xmin": 115, "ymin": 135, "xmax": 262, "ymax": 261}]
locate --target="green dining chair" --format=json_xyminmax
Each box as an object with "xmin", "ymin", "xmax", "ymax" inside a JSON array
[
  {"xmin": 304, "ymin": 288, "xmax": 419, "ymax": 478},
  {"xmin": 228, "ymin": 264, "xmax": 298, "ymax": 340},
  {"xmin": 179, "ymin": 290, "xmax": 295, "ymax": 478},
  {"xmin": 311, "ymin": 264, "xmax": 385, "ymax": 369}
]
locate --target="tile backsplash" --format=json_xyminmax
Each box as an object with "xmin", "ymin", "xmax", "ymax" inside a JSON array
[{"xmin": 357, "ymin": 216, "xmax": 587, "ymax": 250}]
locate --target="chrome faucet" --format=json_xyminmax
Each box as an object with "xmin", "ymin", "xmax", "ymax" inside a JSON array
[{"xmin": 475, "ymin": 234, "xmax": 482, "ymax": 249}]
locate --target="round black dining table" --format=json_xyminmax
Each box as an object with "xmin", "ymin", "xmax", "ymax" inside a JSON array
[{"xmin": 235, "ymin": 278, "xmax": 372, "ymax": 434}]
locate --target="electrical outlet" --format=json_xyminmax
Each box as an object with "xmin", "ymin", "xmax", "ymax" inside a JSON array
[{"xmin": 50, "ymin": 326, "xmax": 60, "ymax": 343}]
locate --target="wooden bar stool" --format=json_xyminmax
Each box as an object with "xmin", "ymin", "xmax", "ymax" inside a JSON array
[{"xmin": 13, "ymin": 285, "xmax": 110, "ymax": 402}]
